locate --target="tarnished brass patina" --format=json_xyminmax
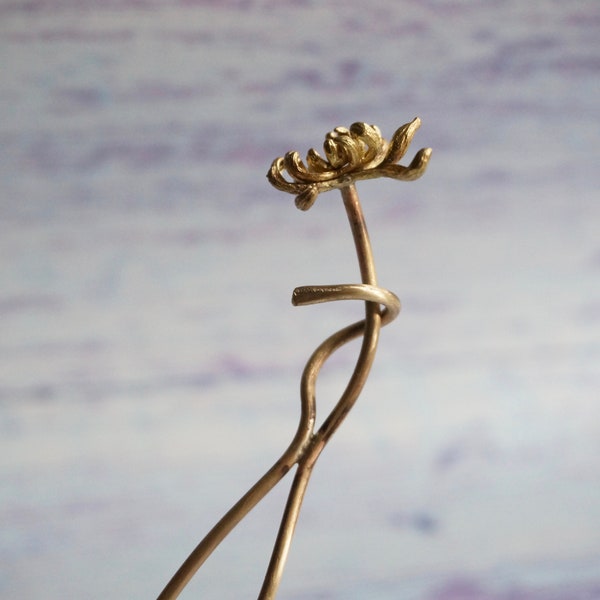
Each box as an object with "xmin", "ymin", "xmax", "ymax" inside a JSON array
[{"xmin": 158, "ymin": 119, "xmax": 431, "ymax": 600}]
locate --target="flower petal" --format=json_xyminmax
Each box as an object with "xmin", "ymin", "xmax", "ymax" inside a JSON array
[
  {"xmin": 383, "ymin": 117, "xmax": 421, "ymax": 165},
  {"xmin": 306, "ymin": 148, "xmax": 332, "ymax": 173},
  {"xmin": 267, "ymin": 157, "xmax": 303, "ymax": 192},
  {"xmin": 350, "ymin": 122, "xmax": 385, "ymax": 167}
]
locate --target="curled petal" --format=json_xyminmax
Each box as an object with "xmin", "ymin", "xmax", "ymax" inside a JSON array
[
  {"xmin": 283, "ymin": 151, "xmax": 309, "ymax": 180},
  {"xmin": 335, "ymin": 134, "xmax": 363, "ymax": 171},
  {"xmin": 286, "ymin": 150, "xmax": 339, "ymax": 183},
  {"xmin": 350, "ymin": 122, "xmax": 385, "ymax": 166},
  {"xmin": 383, "ymin": 117, "xmax": 421, "ymax": 165},
  {"xmin": 330, "ymin": 126, "xmax": 350, "ymax": 137},
  {"xmin": 324, "ymin": 138, "xmax": 345, "ymax": 168},
  {"xmin": 306, "ymin": 148, "xmax": 333, "ymax": 174},
  {"xmin": 268, "ymin": 157, "xmax": 304, "ymax": 192}
]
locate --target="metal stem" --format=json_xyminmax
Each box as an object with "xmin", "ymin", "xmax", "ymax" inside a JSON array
[
  {"xmin": 157, "ymin": 184, "xmax": 400, "ymax": 600},
  {"xmin": 258, "ymin": 183, "xmax": 383, "ymax": 598}
]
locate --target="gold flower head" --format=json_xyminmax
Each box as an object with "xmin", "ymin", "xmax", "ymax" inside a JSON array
[{"xmin": 267, "ymin": 117, "xmax": 432, "ymax": 210}]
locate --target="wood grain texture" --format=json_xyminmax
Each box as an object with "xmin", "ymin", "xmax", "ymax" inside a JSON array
[{"xmin": 1, "ymin": 1, "xmax": 599, "ymax": 598}]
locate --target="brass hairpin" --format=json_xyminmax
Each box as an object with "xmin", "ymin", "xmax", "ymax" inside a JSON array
[{"xmin": 158, "ymin": 118, "xmax": 431, "ymax": 600}]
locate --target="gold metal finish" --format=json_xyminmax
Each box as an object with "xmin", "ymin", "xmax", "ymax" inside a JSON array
[
  {"xmin": 268, "ymin": 117, "xmax": 431, "ymax": 211},
  {"xmin": 157, "ymin": 119, "xmax": 431, "ymax": 599}
]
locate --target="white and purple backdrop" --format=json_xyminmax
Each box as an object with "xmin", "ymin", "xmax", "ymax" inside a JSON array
[{"xmin": 1, "ymin": 1, "xmax": 599, "ymax": 598}]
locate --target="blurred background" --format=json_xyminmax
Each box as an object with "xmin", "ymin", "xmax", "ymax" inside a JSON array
[{"xmin": 1, "ymin": 1, "xmax": 599, "ymax": 598}]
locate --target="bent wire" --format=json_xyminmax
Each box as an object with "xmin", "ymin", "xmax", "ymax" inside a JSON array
[{"xmin": 157, "ymin": 118, "xmax": 431, "ymax": 599}]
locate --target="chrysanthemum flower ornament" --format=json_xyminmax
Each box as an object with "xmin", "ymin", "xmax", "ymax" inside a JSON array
[{"xmin": 268, "ymin": 117, "xmax": 432, "ymax": 210}]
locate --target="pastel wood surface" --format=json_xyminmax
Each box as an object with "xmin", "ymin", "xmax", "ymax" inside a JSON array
[{"xmin": 1, "ymin": 2, "xmax": 598, "ymax": 598}]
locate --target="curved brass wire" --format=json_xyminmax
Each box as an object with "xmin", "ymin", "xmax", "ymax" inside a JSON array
[{"xmin": 157, "ymin": 121, "xmax": 430, "ymax": 600}]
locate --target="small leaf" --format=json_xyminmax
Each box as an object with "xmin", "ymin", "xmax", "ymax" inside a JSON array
[
  {"xmin": 381, "ymin": 147, "xmax": 431, "ymax": 181},
  {"xmin": 295, "ymin": 185, "xmax": 319, "ymax": 211},
  {"xmin": 406, "ymin": 147, "xmax": 432, "ymax": 179},
  {"xmin": 383, "ymin": 117, "xmax": 421, "ymax": 164}
]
